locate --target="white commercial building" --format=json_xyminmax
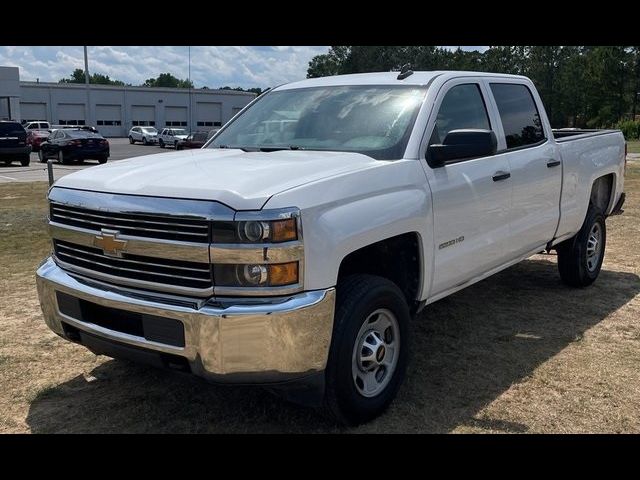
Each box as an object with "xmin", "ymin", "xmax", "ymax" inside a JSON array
[{"xmin": 0, "ymin": 66, "xmax": 256, "ymax": 136}]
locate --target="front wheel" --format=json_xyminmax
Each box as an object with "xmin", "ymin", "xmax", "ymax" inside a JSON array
[
  {"xmin": 129, "ymin": 136, "xmax": 134, "ymax": 144},
  {"xmin": 20, "ymin": 154, "xmax": 30, "ymax": 167},
  {"xmin": 38, "ymin": 150, "xmax": 46, "ymax": 163},
  {"xmin": 557, "ymin": 205, "xmax": 606, "ymax": 287},
  {"xmin": 324, "ymin": 274, "xmax": 410, "ymax": 426},
  {"xmin": 143, "ymin": 137, "xmax": 148, "ymax": 145},
  {"xmin": 97, "ymin": 156, "xmax": 108, "ymax": 164},
  {"xmin": 159, "ymin": 139, "xmax": 165, "ymax": 148}
]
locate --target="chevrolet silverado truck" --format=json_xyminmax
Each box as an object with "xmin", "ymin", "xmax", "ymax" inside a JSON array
[{"xmin": 36, "ymin": 71, "xmax": 626, "ymax": 425}]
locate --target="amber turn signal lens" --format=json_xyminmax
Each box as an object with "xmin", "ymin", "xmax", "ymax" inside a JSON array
[
  {"xmin": 268, "ymin": 262, "xmax": 298, "ymax": 286},
  {"xmin": 271, "ymin": 219, "xmax": 297, "ymax": 242}
]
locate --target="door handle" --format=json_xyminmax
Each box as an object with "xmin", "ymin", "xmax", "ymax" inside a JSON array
[
  {"xmin": 547, "ymin": 159, "xmax": 561, "ymax": 168},
  {"xmin": 492, "ymin": 171, "xmax": 511, "ymax": 182}
]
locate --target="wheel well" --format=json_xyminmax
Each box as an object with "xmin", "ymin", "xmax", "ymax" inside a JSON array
[
  {"xmin": 337, "ymin": 233, "xmax": 421, "ymax": 306},
  {"xmin": 590, "ymin": 174, "xmax": 614, "ymax": 214}
]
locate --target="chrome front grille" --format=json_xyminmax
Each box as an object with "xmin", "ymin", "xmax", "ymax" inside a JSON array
[
  {"xmin": 54, "ymin": 240, "xmax": 213, "ymax": 290},
  {"xmin": 50, "ymin": 203, "xmax": 210, "ymax": 243}
]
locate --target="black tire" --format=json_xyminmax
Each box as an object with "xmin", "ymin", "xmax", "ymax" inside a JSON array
[
  {"xmin": 3, "ymin": 159, "xmax": 11, "ymax": 166},
  {"xmin": 97, "ymin": 156, "xmax": 108, "ymax": 164},
  {"xmin": 38, "ymin": 150, "xmax": 46, "ymax": 163},
  {"xmin": 159, "ymin": 139, "xmax": 165, "ymax": 148},
  {"xmin": 557, "ymin": 205, "xmax": 606, "ymax": 287},
  {"xmin": 143, "ymin": 137, "xmax": 148, "ymax": 146},
  {"xmin": 129, "ymin": 136, "xmax": 134, "ymax": 144},
  {"xmin": 324, "ymin": 274, "xmax": 410, "ymax": 426},
  {"xmin": 20, "ymin": 154, "xmax": 30, "ymax": 167},
  {"xmin": 174, "ymin": 141, "xmax": 179, "ymax": 149}
]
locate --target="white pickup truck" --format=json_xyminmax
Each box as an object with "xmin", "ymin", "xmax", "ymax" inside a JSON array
[{"xmin": 36, "ymin": 71, "xmax": 626, "ymax": 425}]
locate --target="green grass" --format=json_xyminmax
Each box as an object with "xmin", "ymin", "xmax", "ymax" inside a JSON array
[{"xmin": 627, "ymin": 140, "xmax": 640, "ymax": 154}]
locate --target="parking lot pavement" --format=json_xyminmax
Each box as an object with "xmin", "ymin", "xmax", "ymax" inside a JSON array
[{"xmin": 0, "ymin": 138, "xmax": 173, "ymax": 184}]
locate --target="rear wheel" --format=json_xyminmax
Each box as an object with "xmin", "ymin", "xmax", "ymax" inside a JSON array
[
  {"xmin": 20, "ymin": 154, "xmax": 30, "ymax": 167},
  {"xmin": 557, "ymin": 205, "xmax": 606, "ymax": 287},
  {"xmin": 97, "ymin": 156, "xmax": 108, "ymax": 164},
  {"xmin": 324, "ymin": 274, "xmax": 410, "ymax": 426},
  {"xmin": 143, "ymin": 137, "xmax": 148, "ymax": 145},
  {"xmin": 38, "ymin": 150, "xmax": 46, "ymax": 163},
  {"xmin": 129, "ymin": 136, "xmax": 134, "ymax": 144}
]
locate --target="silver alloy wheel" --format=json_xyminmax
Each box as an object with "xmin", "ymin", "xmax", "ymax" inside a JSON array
[
  {"xmin": 351, "ymin": 308, "xmax": 400, "ymax": 398},
  {"xmin": 586, "ymin": 222, "xmax": 602, "ymax": 272}
]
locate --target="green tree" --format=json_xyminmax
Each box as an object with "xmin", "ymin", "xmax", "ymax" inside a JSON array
[
  {"xmin": 59, "ymin": 68, "xmax": 125, "ymax": 86},
  {"xmin": 143, "ymin": 73, "xmax": 194, "ymax": 89}
]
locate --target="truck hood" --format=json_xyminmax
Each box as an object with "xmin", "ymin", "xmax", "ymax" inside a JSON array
[{"xmin": 54, "ymin": 148, "xmax": 381, "ymax": 210}]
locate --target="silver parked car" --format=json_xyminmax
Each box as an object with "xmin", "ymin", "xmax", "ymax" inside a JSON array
[{"xmin": 128, "ymin": 126, "xmax": 158, "ymax": 145}]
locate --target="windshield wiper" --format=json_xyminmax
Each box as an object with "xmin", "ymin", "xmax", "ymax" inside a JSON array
[
  {"xmin": 258, "ymin": 145, "xmax": 305, "ymax": 152},
  {"xmin": 217, "ymin": 144, "xmax": 254, "ymax": 152}
]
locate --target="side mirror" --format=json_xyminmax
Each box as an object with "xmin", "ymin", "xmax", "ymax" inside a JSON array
[{"xmin": 427, "ymin": 129, "xmax": 497, "ymax": 168}]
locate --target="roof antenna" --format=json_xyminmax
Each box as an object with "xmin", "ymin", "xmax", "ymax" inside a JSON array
[{"xmin": 397, "ymin": 63, "xmax": 414, "ymax": 80}]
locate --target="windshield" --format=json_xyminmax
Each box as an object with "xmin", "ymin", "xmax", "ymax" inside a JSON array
[
  {"xmin": 141, "ymin": 127, "xmax": 157, "ymax": 133},
  {"xmin": 208, "ymin": 85, "xmax": 427, "ymax": 160}
]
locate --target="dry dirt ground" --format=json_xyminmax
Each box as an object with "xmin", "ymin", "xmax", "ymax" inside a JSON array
[{"xmin": 1, "ymin": 164, "xmax": 639, "ymax": 433}]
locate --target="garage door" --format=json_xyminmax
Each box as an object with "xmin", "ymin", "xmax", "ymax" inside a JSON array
[
  {"xmin": 21, "ymin": 102, "xmax": 47, "ymax": 122},
  {"xmin": 57, "ymin": 103, "xmax": 85, "ymax": 125},
  {"xmin": 131, "ymin": 105, "xmax": 155, "ymax": 127},
  {"xmin": 165, "ymin": 106, "xmax": 187, "ymax": 127},
  {"xmin": 196, "ymin": 102, "xmax": 222, "ymax": 131},
  {"xmin": 95, "ymin": 104, "xmax": 122, "ymax": 137}
]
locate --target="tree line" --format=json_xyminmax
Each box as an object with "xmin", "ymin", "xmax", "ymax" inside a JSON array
[
  {"xmin": 307, "ymin": 46, "xmax": 640, "ymax": 131},
  {"xmin": 59, "ymin": 69, "xmax": 263, "ymax": 95}
]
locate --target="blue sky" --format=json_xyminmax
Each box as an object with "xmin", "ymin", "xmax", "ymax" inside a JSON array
[{"xmin": 0, "ymin": 46, "xmax": 488, "ymax": 89}]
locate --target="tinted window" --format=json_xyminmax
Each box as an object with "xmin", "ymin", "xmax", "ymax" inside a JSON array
[
  {"xmin": 67, "ymin": 130, "xmax": 103, "ymax": 139},
  {"xmin": 431, "ymin": 84, "xmax": 490, "ymax": 144},
  {"xmin": 0, "ymin": 122, "xmax": 25, "ymax": 135},
  {"xmin": 490, "ymin": 83, "xmax": 545, "ymax": 149},
  {"xmin": 193, "ymin": 133, "xmax": 208, "ymax": 141}
]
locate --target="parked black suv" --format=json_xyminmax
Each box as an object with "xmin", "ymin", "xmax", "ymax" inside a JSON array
[{"xmin": 0, "ymin": 121, "xmax": 31, "ymax": 166}]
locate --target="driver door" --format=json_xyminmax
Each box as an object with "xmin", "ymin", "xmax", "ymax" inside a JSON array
[{"xmin": 421, "ymin": 79, "xmax": 513, "ymax": 296}]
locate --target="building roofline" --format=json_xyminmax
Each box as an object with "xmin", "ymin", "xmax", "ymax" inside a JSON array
[{"xmin": 19, "ymin": 81, "xmax": 256, "ymax": 96}]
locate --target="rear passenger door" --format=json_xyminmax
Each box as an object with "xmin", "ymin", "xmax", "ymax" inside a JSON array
[
  {"xmin": 422, "ymin": 79, "xmax": 513, "ymax": 296},
  {"xmin": 486, "ymin": 81, "xmax": 562, "ymax": 256}
]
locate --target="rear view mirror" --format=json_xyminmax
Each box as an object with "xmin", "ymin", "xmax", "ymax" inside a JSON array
[{"xmin": 427, "ymin": 129, "xmax": 497, "ymax": 168}]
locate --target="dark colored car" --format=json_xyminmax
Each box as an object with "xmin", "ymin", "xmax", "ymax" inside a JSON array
[
  {"xmin": 39, "ymin": 129, "xmax": 109, "ymax": 164},
  {"xmin": 0, "ymin": 121, "xmax": 31, "ymax": 166},
  {"xmin": 176, "ymin": 131, "xmax": 208, "ymax": 150},
  {"xmin": 26, "ymin": 129, "xmax": 51, "ymax": 152}
]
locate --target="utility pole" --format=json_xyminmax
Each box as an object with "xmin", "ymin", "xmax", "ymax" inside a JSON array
[
  {"xmin": 84, "ymin": 46, "xmax": 91, "ymax": 128},
  {"xmin": 188, "ymin": 46, "xmax": 192, "ymax": 135}
]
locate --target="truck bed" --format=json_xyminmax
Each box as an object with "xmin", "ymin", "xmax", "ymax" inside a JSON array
[{"xmin": 552, "ymin": 128, "xmax": 620, "ymax": 142}]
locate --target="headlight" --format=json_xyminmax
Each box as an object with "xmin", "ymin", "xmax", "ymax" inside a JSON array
[
  {"xmin": 212, "ymin": 216, "xmax": 298, "ymax": 243},
  {"xmin": 214, "ymin": 262, "xmax": 298, "ymax": 287}
]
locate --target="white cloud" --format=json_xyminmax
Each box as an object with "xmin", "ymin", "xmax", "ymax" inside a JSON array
[{"xmin": 0, "ymin": 46, "xmax": 329, "ymax": 88}]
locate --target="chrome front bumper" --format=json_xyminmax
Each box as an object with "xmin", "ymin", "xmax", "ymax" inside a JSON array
[{"xmin": 36, "ymin": 257, "xmax": 335, "ymax": 384}]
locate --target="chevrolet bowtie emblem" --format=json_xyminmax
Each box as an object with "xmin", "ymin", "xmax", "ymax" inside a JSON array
[{"xmin": 94, "ymin": 229, "xmax": 127, "ymax": 257}]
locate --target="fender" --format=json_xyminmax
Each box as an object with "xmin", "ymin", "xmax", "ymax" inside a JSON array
[{"xmin": 264, "ymin": 159, "xmax": 434, "ymax": 299}]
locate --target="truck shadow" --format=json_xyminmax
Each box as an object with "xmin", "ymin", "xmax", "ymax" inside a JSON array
[{"xmin": 25, "ymin": 257, "xmax": 640, "ymax": 433}]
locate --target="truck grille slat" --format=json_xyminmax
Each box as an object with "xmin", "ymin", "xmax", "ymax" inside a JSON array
[
  {"xmin": 50, "ymin": 203, "xmax": 210, "ymax": 243},
  {"xmin": 54, "ymin": 240, "xmax": 212, "ymax": 290}
]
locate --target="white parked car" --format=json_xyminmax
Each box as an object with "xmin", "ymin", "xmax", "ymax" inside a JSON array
[
  {"xmin": 36, "ymin": 71, "xmax": 626, "ymax": 425},
  {"xmin": 128, "ymin": 126, "xmax": 158, "ymax": 145},
  {"xmin": 158, "ymin": 128, "xmax": 188, "ymax": 148},
  {"xmin": 24, "ymin": 121, "xmax": 51, "ymax": 131}
]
